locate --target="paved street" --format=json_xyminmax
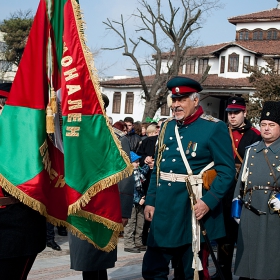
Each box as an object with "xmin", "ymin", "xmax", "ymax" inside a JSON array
[{"xmin": 29, "ymin": 229, "xmax": 239, "ymax": 280}]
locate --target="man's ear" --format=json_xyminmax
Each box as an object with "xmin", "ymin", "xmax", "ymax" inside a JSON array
[{"xmin": 244, "ymin": 110, "xmax": 247, "ymax": 118}]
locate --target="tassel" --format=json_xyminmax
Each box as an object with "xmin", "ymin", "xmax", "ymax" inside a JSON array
[
  {"xmin": 50, "ymin": 87, "xmax": 57, "ymax": 114},
  {"xmin": 46, "ymin": 105, "xmax": 55, "ymax": 134}
]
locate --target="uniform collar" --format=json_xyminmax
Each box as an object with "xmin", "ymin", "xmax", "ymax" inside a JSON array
[{"xmin": 256, "ymin": 137, "xmax": 280, "ymax": 154}]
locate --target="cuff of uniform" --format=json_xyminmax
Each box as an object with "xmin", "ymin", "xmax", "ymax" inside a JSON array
[
  {"xmin": 145, "ymin": 194, "xmax": 156, "ymax": 207},
  {"xmin": 201, "ymin": 190, "xmax": 221, "ymax": 210}
]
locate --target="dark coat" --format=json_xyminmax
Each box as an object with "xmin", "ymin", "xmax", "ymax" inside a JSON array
[
  {"xmin": 126, "ymin": 130, "xmax": 141, "ymax": 152},
  {"xmin": 234, "ymin": 138, "xmax": 280, "ymax": 279},
  {"xmin": 146, "ymin": 116, "xmax": 236, "ymax": 248},
  {"xmin": 0, "ymin": 202, "xmax": 46, "ymax": 259}
]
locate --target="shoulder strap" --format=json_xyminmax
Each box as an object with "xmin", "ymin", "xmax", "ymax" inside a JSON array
[{"xmin": 229, "ymin": 127, "xmax": 243, "ymax": 163}]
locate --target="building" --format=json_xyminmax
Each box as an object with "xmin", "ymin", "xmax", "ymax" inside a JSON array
[
  {"xmin": 0, "ymin": 32, "xmax": 17, "ymax": 83},
  {"xmin": 101, "ymin": 2, "xmax": 280, "ymax": 122}
]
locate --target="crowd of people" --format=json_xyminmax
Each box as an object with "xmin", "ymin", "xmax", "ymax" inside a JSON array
[{"xmin": 1, "ymin": 76, "xmax": 280, "ymax": 280}]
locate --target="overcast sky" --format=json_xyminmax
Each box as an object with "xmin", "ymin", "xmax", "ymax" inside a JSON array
[{"xmin": 0, "ymin": 0, "xmax": 278, "ymax": 77}]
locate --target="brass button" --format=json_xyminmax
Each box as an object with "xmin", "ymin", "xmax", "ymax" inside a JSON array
[
  {"xmin": 250, "ymin": 163, "xmax": 254, "ymax": 166},
  {"xmin": 270, "ymin": 173, "xmax": 273, "ymax": 176},
  {"xmin": 168, "ymin": 183, "xmax": 171, "ymax": 186},
  {"xmin": 273, "ymin": 163, "xmax": 276, "ymax": 166},
  {"xmin": 249, "ymin": 172, "xmax": 252, "ymax": 175},
  {"xmin": 252, "ymin": 156, "xmax": 254, "ymax": 158},
  {"xmin": 276, "ymin": 156, "xmax": 279, "ymax": 159},
  {"xmin": 248, "ymin": 181, "xmax": 251, "ymax": 184},
  {"xmin": 235, "ymin": 139, "xmax": 238, "ymax": 142},
  {"xmin": 268, "ymin": 182, "xmax": 271, "ymax": 185},
  {"xmin": 265, "ymin": 191, "xmax": 268, "ymax": 194}
]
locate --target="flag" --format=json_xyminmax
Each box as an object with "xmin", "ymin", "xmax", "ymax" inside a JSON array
[{"xmin": 0, "ymin": 0, "xmax": 133, "ymax": 252}]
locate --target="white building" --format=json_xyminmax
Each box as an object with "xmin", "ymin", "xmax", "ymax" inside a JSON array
[
  {"xmin": 0, "ymin": 32, "xmax": 17, "ymax": 83},
  {"xmin": 101, "ymin": 2, "xmax": 280, "ymax": 122}
]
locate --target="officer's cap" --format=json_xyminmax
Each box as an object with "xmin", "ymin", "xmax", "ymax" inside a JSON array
[
  {"xmin": 0, "ymin": 83, "xmax": 12, "ymax": 98},
  {"xmin": 167, "ymin": 76, "xmax": 203, "ymax": 98},
  {"xmin": 260, "ymin": 101, "xmax": 280, "ymax": 125},
  {"xmin": 226, "ymin": 96, "xmax": 246, "ymax": 112}
]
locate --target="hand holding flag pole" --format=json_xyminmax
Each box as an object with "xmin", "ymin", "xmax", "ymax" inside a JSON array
[{"xmin": 186, "ymin": 178, "xmax": 225, "ymax": 280}]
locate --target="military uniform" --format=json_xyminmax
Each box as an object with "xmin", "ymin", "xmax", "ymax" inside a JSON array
[
  {"xmin": 233, "ymin": 101, "xmax": 280, "ymax": 280},
  {"xmin": 234, "ymin": 139, "xmax": 280, "ymax": 279},
  {"xmin": 143, "ymin": 108, "xmax": 235, "ymax": 278}
]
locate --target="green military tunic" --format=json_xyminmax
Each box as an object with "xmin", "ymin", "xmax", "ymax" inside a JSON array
[
  {"xmin": 234, "ymin": 137, "xmax": 280, "ymax": 279},
  {"xmin": 145, "ymin": 115, "xmax": 235, "ymax": 248}
]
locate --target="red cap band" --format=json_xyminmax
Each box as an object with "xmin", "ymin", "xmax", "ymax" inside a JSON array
[
  {"xmin": 171, "ymin": 86, "xmax": 197, "ymax": 94},
  {"xmin": 227, "ymin": 104, "xmax": 246, "ymax": 110},
  {"xmin": 0, "ymin": 90, "xmax": 9, "ymax": 98}
]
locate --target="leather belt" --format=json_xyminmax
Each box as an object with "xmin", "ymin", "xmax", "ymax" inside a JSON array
[
  {"xmin": 0, "ymin": 196, "xmax": 20, "ymax": 206},
  {"xmin": 246, "ymin": 186, "xmax": 280, "ymax": 193},
  {"xmin": 160, "ymin": 171, "xmax": 203, "ymax": 184}
]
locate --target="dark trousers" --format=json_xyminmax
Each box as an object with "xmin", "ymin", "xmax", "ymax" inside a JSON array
[
  {"xmin": 0, "ymin": 254, "xmax": 37, "ymax": 280},
  {"xmin": 142, "ymin": 244, "xmax": 194, "ymax": 280},
  {"xmin": 46, "ymin": 222, "xmax": 55, "ymax": 242},
  {"xmin": 82, "ymin": 269, "xmax": 108, "ymax": 280}
]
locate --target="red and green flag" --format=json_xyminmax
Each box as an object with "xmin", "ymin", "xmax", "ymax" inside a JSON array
[{"xmin": 0, "ymin": 0, "xmax": 132, "ymax": 251}]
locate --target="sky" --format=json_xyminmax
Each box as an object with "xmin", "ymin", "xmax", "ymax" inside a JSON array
[{"xmin": 0, "ymin": 0, "xmax": 278, "ymax": 77}]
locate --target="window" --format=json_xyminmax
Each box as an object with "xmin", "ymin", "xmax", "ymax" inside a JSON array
[
  {"xmin": 228, "ymin": 53, "xmax": 239, "ymax": 72},
  {"xmin": 161, "ymin": 103, "xmax": 170, "ymax": 116},
  {"xmin": 220, "ymin": 56, "xmax": 225, "ymax": 73},
  {"xmin": 0, "ymin": 60, "xmax": 12, "ymax": 72},
  {"xmin": 0, "ymin": 41, "xmax": 6, "ymax": 52},
  {"xmin": 198, "ymin": 58, "xmax": 208, "ymax": 74},
  {"xmin": 185, "ymin": 59, "xmax": 196, "ymax": 74},
  {"xmin": 267, "ymin": 29, "xmax": 278, "ymax": 40},
  {"xmin": 239, "ymin": 30, "xmax": 249, "ymax": 41},
  {"xmin": 125, "ymin": 92, "xmax": 134, "ymax": 114},
  {"xmin": 243, "ymin": 56, "xmax": 250, "ymax": 73},
  {"xmin": 112, "ymin": 92, "xmax": 121, "ymax": 113},
  {"xmin": 274, "ymin": 59, "xmax": 280, "ymax": 74},
  {"xmin": 253, "ymin": 30, "xmax": 263, "ymax": 40}
]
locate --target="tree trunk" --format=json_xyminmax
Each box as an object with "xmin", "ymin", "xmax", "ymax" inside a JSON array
[{"xmin": 142, "ymin": 97, "xmax": 160, "ymax": 122}]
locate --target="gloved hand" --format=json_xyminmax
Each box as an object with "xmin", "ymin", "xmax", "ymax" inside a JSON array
[
  {"xmin": 234, "ymin": 218, "xmax": 240, "ymax": 224},
  {"xmin": 269, "ymin": 195, "xmax": 280, "ymax": 211}
]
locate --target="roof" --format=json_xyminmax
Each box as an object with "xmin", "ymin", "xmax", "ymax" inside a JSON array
[
  {"xmin": 228, "ymin": 8, "xmax": 280, "ymax": 24},
  {"xmin": 210, "ymin": 40, "xmax": 280, "ymax": 56},
  {"xmin": 100, "ymin": 74, "xmax": 253, "ymax": 90}
]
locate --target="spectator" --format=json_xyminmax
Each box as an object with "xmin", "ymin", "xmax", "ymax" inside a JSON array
[
  {"xmin": 124, "ymin": 151, "xmax": 151, "ymax": 253},
  {"xmin": 124, "ymin": 117, "xmax": 141, "ymax": 152}
]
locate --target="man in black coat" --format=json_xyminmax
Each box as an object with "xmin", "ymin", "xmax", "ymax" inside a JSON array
[{"xmin": 211, "ymin": 96, "xmax": 261, "ymax": 280}]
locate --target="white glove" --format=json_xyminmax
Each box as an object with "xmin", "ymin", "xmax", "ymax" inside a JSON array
[
  {"xmin": 234, "ymin": 218, "xmax": 240, "ymax": 224},
  {"xmin": 269, "ymin": 197, "xmax": 280, "ymax": 210}
]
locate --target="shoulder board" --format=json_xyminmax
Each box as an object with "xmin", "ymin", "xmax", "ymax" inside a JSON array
[
  {"xmin": 164, "ymin": 117, "xmax": 174, "ymax": 123},
  {"xmin": 200, "ymin": 114, "xmax": 220, "ymax": 123},
  {"xmin": 245, "ymin": 141, "xmax": 260, "ymax": 149}
]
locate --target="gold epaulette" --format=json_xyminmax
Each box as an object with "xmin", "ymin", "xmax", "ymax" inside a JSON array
[{"xmin": 200, "ymin": 113, "xmax": 220, "ymax": 123}]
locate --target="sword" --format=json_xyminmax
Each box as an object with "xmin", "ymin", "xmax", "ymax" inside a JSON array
[
  {"xmin": 186, "ymin": 178, "xmax": 225, "ymax": 280},
  {"xmin": 237, "ymin": 195, "xmax": 266, "ymax": 215}
]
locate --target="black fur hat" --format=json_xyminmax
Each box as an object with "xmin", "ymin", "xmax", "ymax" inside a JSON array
[{"xmin": 260, "ymin": 101, "xmax": 280, "ymax": 125}]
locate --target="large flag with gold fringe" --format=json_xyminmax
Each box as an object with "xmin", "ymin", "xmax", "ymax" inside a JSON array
[{"xmin": 0, "ymin": 0, "xmax": 132, "ymax": 251}]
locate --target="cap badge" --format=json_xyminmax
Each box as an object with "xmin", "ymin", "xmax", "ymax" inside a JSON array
[
  {"xmin": 266, "ymin": 112, "xmax": 270, "ymax": 116},
  {"xmin": 175, "ymin": 87, "xmax": 180, "ymax": 93},
  {"xmin": 232, "ymin": 100, "xmax": 236, "ymax": 104}
]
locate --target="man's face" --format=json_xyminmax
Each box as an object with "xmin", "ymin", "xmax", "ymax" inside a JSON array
[
  {"xmin": 260, "ymin": 120, "xmax": 280, "ymax": 146},
  {"xmin": 227, "ymin": 110, "xmax": 246, "ymax": 128},
  {"xmin": 125, "ymin": 122, "xmax": 133, "ymax": 132},
  {"xmin": 171, "ymin": 95, "xmax": 199, "ymax": 121}
]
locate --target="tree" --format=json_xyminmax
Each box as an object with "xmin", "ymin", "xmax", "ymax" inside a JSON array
[
  {"xmin": 103, "ymin": 0, "xmax": 221, "ymax": 121},
  {"xmin": 245, "ymin": 58, "xmax": 280, "ymax": 124},
  {"xmin": 0, "ymin": 10, "xmax": 33, "ymax": 67}
]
